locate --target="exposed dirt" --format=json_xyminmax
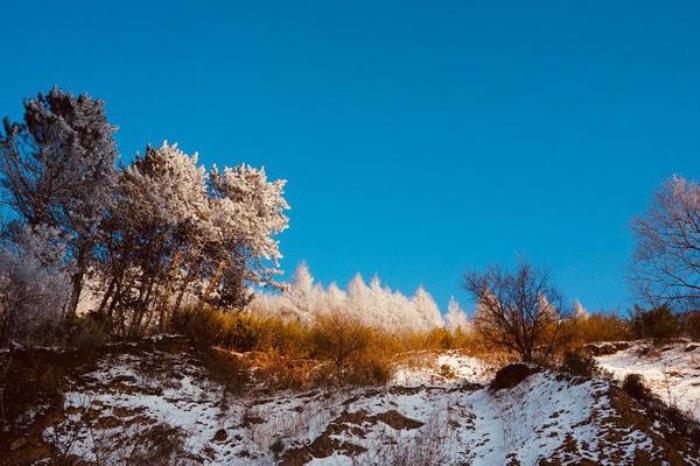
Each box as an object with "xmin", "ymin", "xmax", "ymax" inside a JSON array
[
  {"xmin": 584, "ymin": 342, "xmax": 631, "ymax": 356},
  {"xmin": 278, "ymin": 407, "xmax": 423, "ymax": 466}
]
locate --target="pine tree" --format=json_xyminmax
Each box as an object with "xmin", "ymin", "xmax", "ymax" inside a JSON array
[
  {"xmin": 99, "ymin": 142, "xmax": 211, "ymax": 335},
  {"xmin": 412, "ymin": 286, "xmax": 444, "ymax": 330},
  {"xmin": 573, "ymin": 300, "xmax": 589, "ymax": 319},
  {"xmin": 0, "ymin": 88, "xmax": 118, "ymax": 315},
  {"xmin": 445, "ymin": 296, "xmax": 470, "ymax": 332}
]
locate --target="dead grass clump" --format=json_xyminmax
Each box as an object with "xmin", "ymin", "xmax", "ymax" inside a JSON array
[
  {"xmin": 308, "ymin": 313, "xmax": 393, "ymax": 386},
  {"xmin": 174, "ymin": 307, "xmax": 398, "ymax": 388},
  {"xmin": 198, "ymin": 347, "xmax": 250, "ymax": 396}
]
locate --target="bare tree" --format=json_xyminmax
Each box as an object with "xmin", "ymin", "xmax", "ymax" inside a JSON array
[
  {"xmin": 464, "ymin": 261, "xmax": 568, "ymax": 362},
  {"xmin": 631, "ymin": 176, "xmax": 700, "ymax": 309}
]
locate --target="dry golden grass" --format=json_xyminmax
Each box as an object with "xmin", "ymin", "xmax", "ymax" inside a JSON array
[
  {"xmin": 171, "ymin": 306, "xmax": 489, "ymax": 389},
  {"xmin": 170, "ymin": 307, "xmax": 637, "ymax": 389},
  {"xmin": 561, "ymin": 313, "xmax": 632, "ymax": 349}
]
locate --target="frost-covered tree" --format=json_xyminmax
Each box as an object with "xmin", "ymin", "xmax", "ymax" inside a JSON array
[
  {"xmin": 96, "ymin": 142, "xmax": 289, "ymax": 335},
  {"xmin": 631, "ymin": 176, "xmax": 700, "ymax": 309},
  {"xmin": 573, "ymin": 300, "xmax": 589, "ymax": 319},
  {"xmin": 253, "ymin": 263, "xmax": 447, "ymax": 333},
  {"xmin": 0, "ymin": 88, "xmax": 118, "ymax": 315},
  {"xmin": 412, "ymin": 286, "xmax": 444, "ymax": 329},
  {"xmin": 445, "ymin": 297, "xmax": 470, "ymax": 332},
  {"xmin": 0, "ymin": 89, "xmax": 291, "ymax": 338},
  {"xmin": 208, "ymin": 164, "xmax": 289, "ymax": 301},
  {"xmin": 97, "ymin": 142, "xmax": 211, "ymax": 335},
  {"xmin": 325, "ymin": 282, "xmax": 347, "ymax": 310},
  {"xmin": 0, "ymin": 223, "xmax": 72, "ymax": 345},
  {"xmin": 279, "ymin": 262, "xmax": 323, "ymax": 321},
  {"xmin": 347, "ymin": 273, "xmax": 369, "ymax": 315}
]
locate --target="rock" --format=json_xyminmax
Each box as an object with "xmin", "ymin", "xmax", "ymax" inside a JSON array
[{"xmin": 213, "ymin": 429, "xmax": 227, "ymax": 442}]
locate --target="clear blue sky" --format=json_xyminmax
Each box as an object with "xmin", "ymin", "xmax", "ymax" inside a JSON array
[{"xmin": 2, "ymin": 1, "xmax": 699, "ymax": 313}]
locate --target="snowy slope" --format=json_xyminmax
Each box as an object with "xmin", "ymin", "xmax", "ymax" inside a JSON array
[
  {"xmin": 595, "ymin": 340, "xmax": 700, "ymax": 422},
  {"xmin": 29, "ymin": 342, "xmax": 699, "ymax": 466}
]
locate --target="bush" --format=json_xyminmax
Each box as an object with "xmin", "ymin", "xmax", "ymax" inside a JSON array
[
  {"xmin": 622, "ymin": 373, "xmax": 653, "ymax": 401},
  {"xmin": 69, "ymin": 312, "xmax": 110, "ymax": 349},
  {"xmin": 680, "ymin": 311, "xmax": 700, "ymax": 341},
  {"xmin": 561, "ymin": 313, "xmax": 632, "ymax": 347},
  {"xmin": 630, "ymin": 305, "xmax": 680, "ymax": 343},
  {"xmin": 559, "ymin": 350, "xmax": 601, "ymax": 378},
  {"xmin": 489, "ymin": 364, "xmax": 539, "ymax": 391},
  {"xmin": 171, "ymin": 306, "xmax": 395, "ymax": 388},
  {"xmin": 309, "ymin": 313, "xmax": 392, "ymax": 385}
]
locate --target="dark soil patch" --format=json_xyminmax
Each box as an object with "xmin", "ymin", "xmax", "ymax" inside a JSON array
[
  {"xmin": 374, "ymin": 410, "xmax": 424, "ymax": 430},
  {"xmin": 279, "ymin": 407, "xmax": 423, "ymax": 465},
  {"xmin": 241, "ymin": 414, "xmax": 265, "ymax": 427},
  {"xmin": 685, "ymin": 344, "xmax": 699, "ymax": 353},
  {"xmin": 388, "ymin": 385, "xmax": 425, "ymax": 396}
]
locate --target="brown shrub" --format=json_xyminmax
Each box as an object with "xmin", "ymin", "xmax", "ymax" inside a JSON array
[
  {"xmin": 559, "ymin": 350, "xmax": 602, "ymax": 378},
  {"xmin": 309, "ymin": 313, "xmax": 392, "ymax": 386},
  {"xmin": 622, "ymin": 373, "xmax": 653, "ymax": 401},
  {"xmin": 489, "ymin": 363, "xmax": 539, "ymax": 391},
  {"xmin": 173, "ymin": 307, "xmax": 399, "ymax": 388},
  {"xmin": 560, "ymin": 312, "xmax": 632, "ymax": 349},
  {"xmin": 171, "ymin": 306, "xmax": 490, "ymax": 389},
  {"xmin": 630, "ymin": 305, "xmax": 681, "ymax": 344},
  {"xmin": 680, "ymin": 310, "xmax": 700, "ymax": 341}
]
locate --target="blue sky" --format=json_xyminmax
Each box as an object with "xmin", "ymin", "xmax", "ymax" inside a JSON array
[{"xmin": 1, "ymin": 1, "xmax": 699, "ymax": 313}]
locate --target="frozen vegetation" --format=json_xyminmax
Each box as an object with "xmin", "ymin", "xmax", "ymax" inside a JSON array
[{"xmin": 249, "ymin": 263, "xmax": 468, "ymax": 333}]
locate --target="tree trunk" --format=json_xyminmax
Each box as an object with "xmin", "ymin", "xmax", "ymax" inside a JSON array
[{"xmin": 67, "ymin": 243, "xmax": 92, "ymax": 317}]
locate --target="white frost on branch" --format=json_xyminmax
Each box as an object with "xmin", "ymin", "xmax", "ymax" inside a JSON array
[{"xmin": 0, "ymin": 224, "xmax": 72, "ymax": 344}]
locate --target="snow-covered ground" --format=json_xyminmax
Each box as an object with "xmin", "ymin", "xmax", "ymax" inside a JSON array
[
  {"xmin": 391, "ymin": 350, "xmax": 494, "ymax": 387},
  {"xmin": 595, "ymin": 340, "xmax": 700, "ymax": 422},
  {"xmin": 34, "ymin": 344, "xmax": 699, "ymax": 466}
]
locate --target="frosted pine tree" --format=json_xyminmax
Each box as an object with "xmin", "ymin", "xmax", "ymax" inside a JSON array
[
  {"xmin": 347, "ymin": 273, "xmax": 369, "ymax": 316},
  {"xmin": 209, "ymin": 164, "xmax": 289, "ymax": 288},
  {"xmin": 100, "ymin": 142, "xmax": 211, "ymax": 334},
  {"xmin": 282, "ymin": 262, "xmax": 323, "ymax": 321},
  {"xmin": 573, "ymin": 300, "xmax": 589, "ymax": 319},
  {"xmin": 445, "ymin": 296, "xmax": 470, "ymax": 332},
  {"xmin": 412, "ymin": 286, "xmax": 444, "ymax": 330},
  {"xmin": 0, "ymin": 88, "xmax": 119, "ymax": 314}
]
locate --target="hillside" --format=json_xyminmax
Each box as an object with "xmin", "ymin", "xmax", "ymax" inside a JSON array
[
  {"xmin": 2, "ymin": 336, "xmax": 700, "ymax": 465},
  {"xmin": 594, "ymin": 340, "xmax": 700, "ymax": 422}
]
